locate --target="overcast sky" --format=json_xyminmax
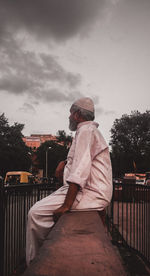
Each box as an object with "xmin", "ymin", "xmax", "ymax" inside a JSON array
[{"xmin": 0, "ymin": 0, "xmax": 150, "ymax": 144}]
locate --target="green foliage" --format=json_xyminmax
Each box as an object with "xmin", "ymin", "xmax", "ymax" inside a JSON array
[
  {"xmin": 110, "ymin": 111, "xmax": 150, "ymax": 177},
  {"xmin": 56, "ymin": 130, "xmax": 72, "ymax": 146},
  {"xmin": 36, "ymin": 131, "xmax": 72, "ymax": 177},
  {"xmin": 0, "ymin": 113, "xmax": 31, "ymax": 176}
]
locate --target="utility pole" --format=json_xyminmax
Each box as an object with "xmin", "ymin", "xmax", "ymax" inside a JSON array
[{"xmin": 46, "ymin": 147, "xmax": 51, "ymax": 178}]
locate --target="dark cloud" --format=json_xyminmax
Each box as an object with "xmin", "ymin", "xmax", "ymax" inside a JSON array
[
  {"xmin": 96, "ymin": 106, "xmax": 115, "ymax": 116},
  {"xmin": 0, "ymin": 34, "xmax": 81, "ymax": 101},
  {"xmin": 0, "ymin": 75, "xmax": 32, "ymax": 94},
  {"xmin": 0, "ymin": 0, "xmax": 104, "ymax": 106},
  {"xmin": 0, "ymin": 0, "xmax": 104, "ymax": 41},
  {"xmin": 29, "ymin": 89, "xmax": 84, "ymax": 104},
  {"xmin": 19, "ymin": 103, "xmax": 36, "ymax": 114},
  {"xmin": 40, "ymin": 53, "xmax": 81, "ymax": 86}
]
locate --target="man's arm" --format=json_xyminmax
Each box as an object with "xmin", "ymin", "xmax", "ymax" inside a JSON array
[
  {"xmin": 55, "ymin": 160, "xmax": 67, "ymax": 186},
  {"xmin": 53, "ymin": 183, "xmax": 79, "ymax": 222}
]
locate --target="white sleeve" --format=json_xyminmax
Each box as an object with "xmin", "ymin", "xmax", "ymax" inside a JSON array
[{"xmin": 66, "ymin": 128, "xmax": 93, "ymax": 189}]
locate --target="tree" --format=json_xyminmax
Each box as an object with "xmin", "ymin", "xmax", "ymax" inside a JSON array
[
  {"xmin": 0, "ymin": 113, "xmax": 31, "ymax": 177},
  {"xmin": 36, "ymin": 133, "xmax": 72, "ymax": 177},
  {"xmin": 109, "ymin": 111, "xmax": 150, "ymax": 177},
  {"xmin": 56, "ymin": 130, "xmax": 72, "ymax": 147}
]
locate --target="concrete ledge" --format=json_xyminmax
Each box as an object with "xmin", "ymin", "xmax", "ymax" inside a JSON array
[{"xmin": 23, "ymin": 211, "xmax": 127, "ymax": 276}]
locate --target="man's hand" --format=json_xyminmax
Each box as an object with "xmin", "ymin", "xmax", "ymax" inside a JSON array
[
  {"xmin": 53, "ymin": 205, "xmax": 69, "ymax": 223},
  {"xmin": 53, "ymin": 183, "xmax": 79, "ymax": 223}
]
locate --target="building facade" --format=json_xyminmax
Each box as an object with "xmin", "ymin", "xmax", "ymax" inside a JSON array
[{"xmin": 23, "ymin": 134, "xmax": 57, "ymax": 149}]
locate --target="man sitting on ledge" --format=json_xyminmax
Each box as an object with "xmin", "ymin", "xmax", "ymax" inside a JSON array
[{"xmin": 26, "ymin": 97, "xmax": 113, "ymax": 266}]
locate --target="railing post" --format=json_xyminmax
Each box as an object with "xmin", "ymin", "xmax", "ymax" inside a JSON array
[
  {"xmin": 0, "ymin": 179, "xmax": 5, "ymax": 276},
  {"xmin": 37, "ymin": 185, "xmax": 40, "ymax": 201},
  {"xmin": 110, "ymin": 182, "xmax": 115, "ymax": 238},
  {"xmin": 111, "ymin": 182, "xmax": 115, "ymax": 221}
]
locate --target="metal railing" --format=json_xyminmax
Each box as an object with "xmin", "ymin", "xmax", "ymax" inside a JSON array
[
  {"xmin": 0, "ymin": 181, "xmax": 57, "ymax": 276},
  {"xmin": 1, "ymin": 180, "xmax": 150, "ymax": 276},
  {"xmin": 107, "ymin": 181, "xmax": 150, "ymax": 265}
]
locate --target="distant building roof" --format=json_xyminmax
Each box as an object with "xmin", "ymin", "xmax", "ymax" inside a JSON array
[{"xmin": 23, "ymin": 134, "xmax": 57, "ymax": 149}]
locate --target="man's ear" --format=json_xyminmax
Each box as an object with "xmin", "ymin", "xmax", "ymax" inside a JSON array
[
  {"xmin": 74, "ymin": 110, "xmax": 83, "ymax": 122},
  {"xmin": 73, "ymin": 111, "xmax": 79, "ymax": 120}
]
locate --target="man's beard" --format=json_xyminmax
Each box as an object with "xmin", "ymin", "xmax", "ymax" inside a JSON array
[{"xmin": 69, "ymin": 118, "xmax": 78, "ymax": 131}]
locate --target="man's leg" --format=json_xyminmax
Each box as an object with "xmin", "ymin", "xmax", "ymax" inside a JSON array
[{"xmin": 26, "ymin": 187, "xmax": 68, "ymax": 266}]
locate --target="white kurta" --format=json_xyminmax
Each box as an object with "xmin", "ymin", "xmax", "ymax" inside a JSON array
[{"xmin": 26, "ymin": 121, "xmax": 112, "ymax": 265}]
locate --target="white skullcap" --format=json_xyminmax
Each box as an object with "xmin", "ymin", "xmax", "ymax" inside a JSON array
[{"xmin": 73, "ymin": 97, "xmax": 95, "ymax": 113}]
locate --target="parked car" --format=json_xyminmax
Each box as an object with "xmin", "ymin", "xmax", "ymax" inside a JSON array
[
  {"xmin": 5, "ymin": 171, "xmax": 33, "ymax": 185},
  {"xmin": 145, "ymin": 172, "xmax": 150, "ymax": 186},
  {"xmin": 136, "ymin": 179, "xmax": 145, "ymax": 185},
  {"xmin": 0, "ymin": 175, "xmax": 3, "ymax": 186}
]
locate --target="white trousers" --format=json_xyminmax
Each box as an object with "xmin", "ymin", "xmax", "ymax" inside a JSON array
[{"xmin": 26, "ymin": 186, "xmax": 107, "ymax": 266}]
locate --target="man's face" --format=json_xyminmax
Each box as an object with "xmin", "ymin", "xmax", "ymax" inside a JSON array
[{"xmin": 69, "ymin": 108, "xmax": 78, "ymax": 131}]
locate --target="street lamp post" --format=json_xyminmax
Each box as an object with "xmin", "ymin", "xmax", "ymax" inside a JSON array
[
  {"xmin": 28, "ymin": 152, "xmax": 32, "ymax": 173},
  {"xmin": 46, "ymin": 147, "xmax": 51, "ymax": 178}
]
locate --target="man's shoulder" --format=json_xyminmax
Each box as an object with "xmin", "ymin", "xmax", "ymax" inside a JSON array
[
  {"xmin": 76, "ymin": 124, "xmax": 96, "ymax": 139},
  {"xmin": 77, "ymin": 121, "xmax": 99, "ymax": 133}
]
